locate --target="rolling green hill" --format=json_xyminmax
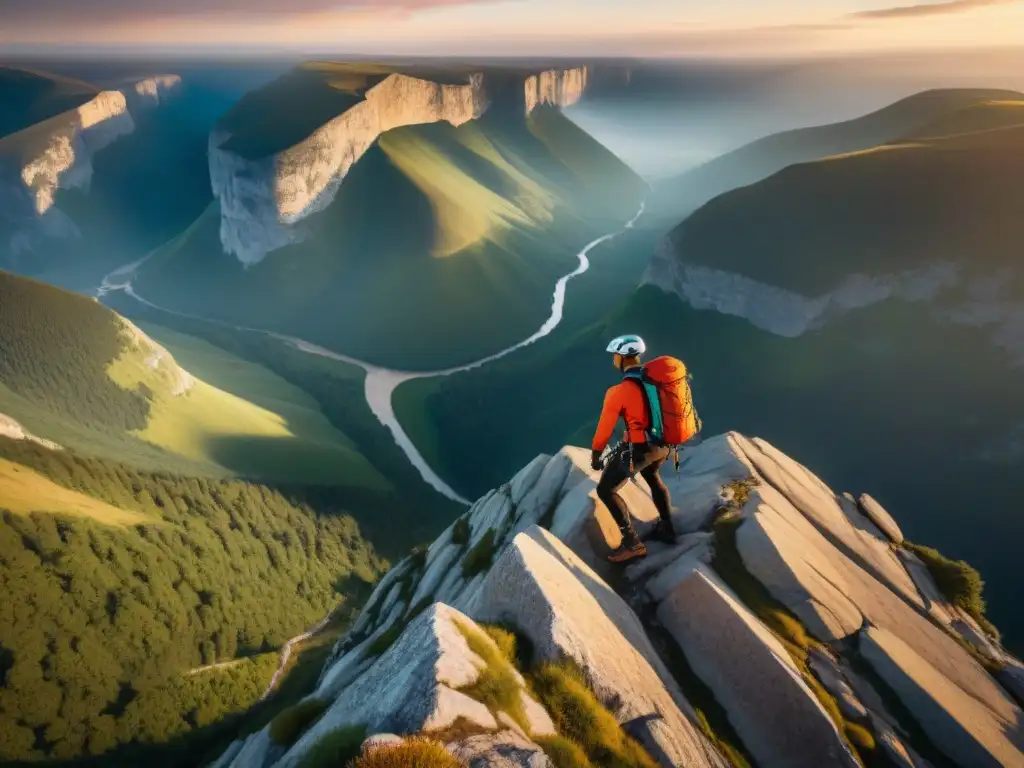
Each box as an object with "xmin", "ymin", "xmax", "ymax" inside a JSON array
[
  {"xmin": 665, "ymin": 96, "xmax": 1024, "ymax": 296},
  {"xmin": 650, "ymin": 88, "xmax": 1023, "ymax": 225},
  {"xmin": 133, "ymin": 73, "xmax": 647, "ymax": 370},
  {"xmin": 0, "ymin": 66, "xmax": 98, "ymax": 139},
  {"xmin": 0, "ymin": 269, "xmax": 386, "ymax": 486}
]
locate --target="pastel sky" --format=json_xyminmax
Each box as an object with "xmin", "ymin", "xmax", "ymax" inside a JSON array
[{"xmin": 1, "ymin": 0, "xmax": 1022, "ymax": 56}]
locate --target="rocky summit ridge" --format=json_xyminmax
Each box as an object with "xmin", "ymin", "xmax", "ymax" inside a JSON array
[{"xmin": 214, "ymin": 433, "xmax": 1024, "ymax": 768}]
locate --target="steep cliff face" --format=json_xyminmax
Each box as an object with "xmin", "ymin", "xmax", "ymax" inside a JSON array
[
  {"xmin": 12, "ymin": 89, "xmax": 135, "ymax": 215},
  {"xmin": 210, "ymin": 66, "xmax": 593, "ymax": 266},
  {"xmin": 213, "ymin": 434, "xmax": 1024, "ymax": 768},
  {"xmin": 0, "ymin": 75, "xmax": 185, "ymax": 267},
  {"xmin": 525, "ymin": 66, "xmax": 589, "ymax": 115},
  {"xmin": 211, "ymin": 72, "xmax": 486, "ymax": 265}
]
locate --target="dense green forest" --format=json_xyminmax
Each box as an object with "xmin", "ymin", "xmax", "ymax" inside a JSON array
[
  {"xmin": 0, "ymin": 270, "xmax": 149, "ymax": 433},
  {"xmin": 0, "ymin": 437, "xmax": 386, "ymax": 765}
]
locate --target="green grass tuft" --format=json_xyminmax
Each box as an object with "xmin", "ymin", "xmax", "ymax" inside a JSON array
[
  {"xmin": 348, "ymin": 737, "xmax": 460, "ymax": 767},
  {"xmin": 461, "ymin": 528, "xmax": 497, "ymax": 579},
  {"xmin": 454, "ymin": 620, "xmax": 531, "ymax": 733},
  {"xmin": 536, "ymin": 735, "xmax": 596, "ymax": 768},
  {"xmin": 481, "ymin": 625, "xmax": 519, "ymax": 666},
  {"xmin": 902, "ymin": 542, "xmax": 999, "ymax": 640},
  {"xmin": 451, "ymin": 515, "xmax": 471, "ymax": 546},
  {"xmin": 844, "ymin": 722, "xmax": 877, "ymax": 752},
  {"xmin": 529, "ymin": 661, "xmax": 658, "ymax": 768},
  {"xmin": 269, "ymin": 698, "xmax": 330, "ymax": 746},
  {"xmin": 299, "ymin": 723, "xmax": 366, "ymax": 768}
]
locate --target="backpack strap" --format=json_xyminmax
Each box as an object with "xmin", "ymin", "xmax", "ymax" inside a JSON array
[{"xmin": 622, "ymin": 369, "xmax": 664, "ymax": 444}]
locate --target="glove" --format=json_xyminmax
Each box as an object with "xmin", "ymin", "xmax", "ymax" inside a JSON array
[{"xmin": 591, "ymin": 450, "xmax": 604, "ymax": 472}]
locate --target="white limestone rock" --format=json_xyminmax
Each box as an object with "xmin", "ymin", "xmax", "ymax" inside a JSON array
[
  {"xmin": 732, "ymin": 435, "xmax": 923, "ymax": 609},
  {"xmin": 998, "ymin": 660, "xmax": 1024, "ymax": 704},
  {"xmin": 859, "ymin": 626, "xmax": 1024, "ymax": 768},
  {"xmin": 277, "ymin": 604, "xmax": 498, "ymax": 768},
  {"xmin": 361, "ymin": 733, "xmax": 403, "ymax": 753},
  {"xmin": 473, "ymin": 526, "xmax": 726, "ymax": 768},
  {"xmin": 807, "ymin": 647, "xmax": 868, "ymax": 722},
  {"xmin": 510, "ymin": 454, "xmax": 551, "ymax": 507},
  {"xmin": 506, "ymin": 452, "xmax": 574, "ymax": 540},
  {"xmin": 448, "ymin": 729, "xmax": 552, "ymax": 768},
  {"xmin": 0, "ymin": 413, "xmax": 62, "ymax": 451},
  {"xmin": 658, "ymin": 566, "xmax": 858, "ymax": 768},
  {"xmin": 737, "ymin": 481, "xmax": 1019, "ymax": 721},
  {"xmin": 662, "ymin": 433, "xmax": 757, "ymax": 533},
  {"xmin": 212, "ymin": 72, "xmax": 487, "ymax": 265},
  {"xmin": 736, "ymin": 486, "xmax": 864, "ymax": 640},
  {"xmin": 525, "ymin": 67, "xmax": 588, "ymax": 115},
  {"xmin": 411, "ymin": 542, "xmax": 462, "ymax": 607},
  {"xmin": 625, "ymin": 532, "xmax": 714, "ymax": 583},
  {"xmin": 644, "ymin": 538, "xmax": 715, "ymax": 604},
  {"xmin": 519, "ymin": 689, "xmax": 556, "ymax": 738},
  {"xmin": 858, "ymin": 493, "xmax": 904, "ymax": 544},
  {"xmin": 895, "ymin": 549, "xmax": 956, "ymax": 626},
  {"xmin": 225, "ymin": 727, "xmax": 282, "ymax": 768}
]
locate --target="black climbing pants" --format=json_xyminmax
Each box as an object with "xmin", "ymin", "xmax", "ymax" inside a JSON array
[{"xmin": 596, "ymin": 442, "xmax": 672, "ymax": 530}]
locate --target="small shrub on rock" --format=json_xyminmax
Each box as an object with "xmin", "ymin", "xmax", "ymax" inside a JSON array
[
  {"xmin": 451, "ymin": 516, "xmax": 471, "ymax": 546},
  {"xmin": 455, "ymin": 620, "xmax": 530, "ymax": 732},
  {"xmin": 529, "ymin": 662, "xmax": 658, "ymax": 768},
  {"xmin": 270, "ymin": 698, "xmax": 330, "ymax": 746},
  {"xmin": 461, "ymin": 528, "xmax": 497, "ymax": 578},
  {"xmin": 844, "ymin": 722, "xmax": 876, "ymax": 751},
  {"xmin": 904, "ymin": 542, "xmax": 999, "ymax": 639},
  {"xmin": 348, "ymin": 737, "xmax": 459, "ymax": 767},
  {"xmin": 300, "ymin": 724, "xmax": 366, "ymax": 768},
  {"xmin": 537, "ymin": 735, "xmax": 595, "ymax": 768}
]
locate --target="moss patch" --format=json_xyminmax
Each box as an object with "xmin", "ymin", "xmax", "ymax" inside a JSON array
[
  {"xmin": 454, "ymin": 620, "xmax": 530, "ymax": 733},
  {"xmin": 349, "ymin": 737, "xmax": 460, "ymax": 767},
  {"xmin": 461, "ymin": 528, "xmax": 497, "ymax": 579},
  {"xmin": 269, "ymin": 698, "xmax": 329, "ymax": 746},
  {"xmin": 299, "ymin": 723, "xmax": 366, "ymax": 768},
  {"xmin": 451, "ymin": 515, "xmax": 471, "ymax": 546},
  {"xmin": 530, "ymin": 661, "xmax": 658, "ymax": 768},
  {"xmin": 902, "ymin": 542, "xmax": 999, "ymax": 640}
]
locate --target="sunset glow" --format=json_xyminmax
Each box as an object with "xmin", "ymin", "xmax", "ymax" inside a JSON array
[{"xmin": 2, "ymin": 0, "xmax": 1022, "ymax": 56}]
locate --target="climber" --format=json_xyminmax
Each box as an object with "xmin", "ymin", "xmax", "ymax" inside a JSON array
[{"xmin": 591, "ymin": 335, "xmax": 701, "ymax": 564}]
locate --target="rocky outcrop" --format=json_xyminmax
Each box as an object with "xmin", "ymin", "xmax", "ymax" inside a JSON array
[
  {"xmin": 658, "ymin": 566, "xmax": 858, "ymax": 768},
  {"xmin": 0, "ymin": 413, "xmax": 62, "ymax": 450},
  {"xmin": 4, "ymin": 90, "xmax": 135, "ymax": 215},
  {"xmin": 210, "ymin": 72, "xmax": 486, "ymax": 265},
  {"xmin": 214, "ymin": 431, "xmax": 1024, "ymax": 768},
  {"xmin": 861, "ymin": 626, "xmax": 1024, "ymax": 767},
  {"xmin": 113, "ymin": 315, "xmax": 195, "ymax": 396},
  {"xmin": 124, "ymin": 75, "xmax": 182, "ymax": 112},
  {"xmin": 644, "ymin": 241, "xmax": 958, "ymax": 339},
  {"xmin": 0, "ymin": 74, "xmax": 182, "ymax": 262},
  {"xmin": 525, "ymin": 67, "xmax": 588, "ymax": 115},
  {"xmin": 475, "ymin": 526, "xmax": 725, "ymax": 768}
]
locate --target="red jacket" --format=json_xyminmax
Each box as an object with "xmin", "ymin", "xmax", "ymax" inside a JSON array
[{"xmin": 592, "ymin": 379, "xmax": 649, "ymax": 452}]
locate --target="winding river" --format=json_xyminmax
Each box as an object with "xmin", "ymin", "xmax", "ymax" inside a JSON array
[
  {"xmin": 97, "ymin": 202, "xmax": 644, "ymax": 694},
  {"xmin": 99, "ymin": 201, "xmax": 645, "ymax": 505}
]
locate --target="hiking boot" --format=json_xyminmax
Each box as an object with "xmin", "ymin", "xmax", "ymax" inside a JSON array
[
  {"xmin": 643, "ymin": 518, "xmax": 677, "ymax": 546},
  {"xmin": 607, "ymin": 525, "xmax": 647, "ymax": 564}
]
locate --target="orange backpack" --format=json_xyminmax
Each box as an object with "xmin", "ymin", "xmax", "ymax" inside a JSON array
[{"xmin": 623, "ymin": 356, "xmax": 701, "ymax": 446}]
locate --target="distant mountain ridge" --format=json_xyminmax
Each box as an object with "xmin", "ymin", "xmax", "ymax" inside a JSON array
[{"xmin": 649, "ymin": 87, "xmax": 1023, "ymax": 225}]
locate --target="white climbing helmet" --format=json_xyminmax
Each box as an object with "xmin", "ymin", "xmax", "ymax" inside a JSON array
[{"xmin": 605, "ymin": 334, "xmax": 646, "ymax": 357}]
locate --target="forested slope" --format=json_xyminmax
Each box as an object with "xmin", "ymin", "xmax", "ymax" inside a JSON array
[{"xmin": 0, "ymin": 437, "xmax": 385, "ymax": 765}]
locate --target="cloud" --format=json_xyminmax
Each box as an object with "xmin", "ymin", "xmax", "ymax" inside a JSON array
[
  {"xmin": 0, "ymin": 0, "xmax": 498, "ymax": 26},
  {"xmin": 852, "ymin": 0, "xmax": 1017, "ymax": 19}
]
